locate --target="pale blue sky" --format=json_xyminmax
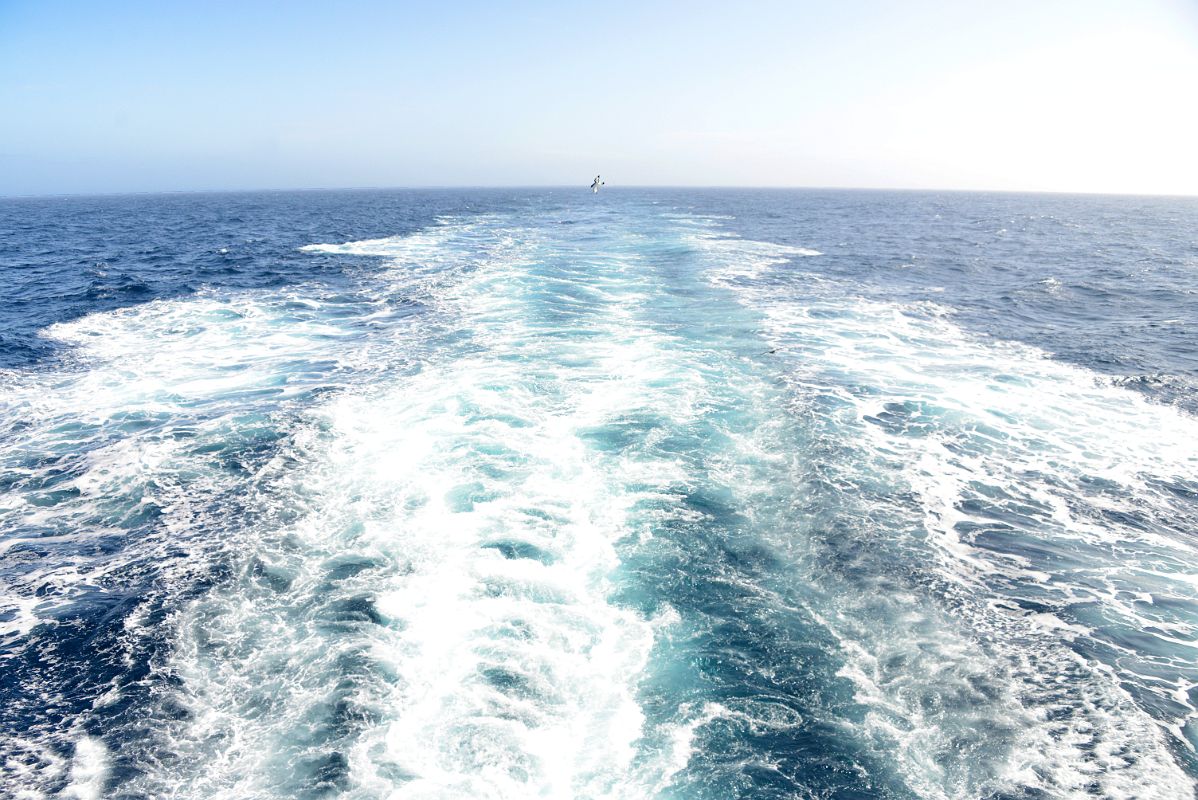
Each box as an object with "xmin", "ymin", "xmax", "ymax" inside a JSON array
[{"xmin": 3, "ymin": 0, "xmax": 1197, "ymax": 195}]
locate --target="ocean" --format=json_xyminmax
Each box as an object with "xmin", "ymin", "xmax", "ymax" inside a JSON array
[{"xmin": 1, "ymin": 188, "xmax": 1196, "ymax": 799}]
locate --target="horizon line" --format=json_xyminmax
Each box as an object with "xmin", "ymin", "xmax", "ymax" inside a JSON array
[{"xmin": 4, "ymin": 183, "xmax": 1198, "ymax": 201}]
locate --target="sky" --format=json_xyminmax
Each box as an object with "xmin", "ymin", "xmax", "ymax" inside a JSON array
[{"xmin": 2, "ymin": 0, "xmax": 1198, "ymax": 196}]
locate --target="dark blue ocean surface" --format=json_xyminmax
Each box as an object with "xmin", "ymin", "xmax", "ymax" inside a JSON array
[{"xmin": 1, "ymin": 188, "xmax": 1196, "ymax": 799}]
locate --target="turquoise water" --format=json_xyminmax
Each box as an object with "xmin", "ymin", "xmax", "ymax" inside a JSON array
[{"xmin": 1, "ymin": 190, "xmax": 1196, "ymax": 798}]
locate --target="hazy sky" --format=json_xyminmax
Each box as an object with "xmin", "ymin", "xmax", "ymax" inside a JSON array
[{"xmin": 3, "ymin": 0, "xmax": 1197, "ymax": 195}]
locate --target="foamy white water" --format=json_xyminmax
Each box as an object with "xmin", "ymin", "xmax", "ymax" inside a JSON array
[
  {"xmin": 695, "ymin": 225, "xmax": 1197, "ymax": 797},
  {"xmin": 2, "ymin": 195, "xmax": 1196, "ymax": 799}
]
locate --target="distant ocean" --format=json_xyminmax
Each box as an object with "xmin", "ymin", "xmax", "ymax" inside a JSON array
[{"xmin": 2, "ymin": 188, "xmax": 1196, "ymax": 799}]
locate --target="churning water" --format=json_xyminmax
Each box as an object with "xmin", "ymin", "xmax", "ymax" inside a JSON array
[{"xmin": 1, "ymin": 189, "xmax": 1196, "ymax": 798}]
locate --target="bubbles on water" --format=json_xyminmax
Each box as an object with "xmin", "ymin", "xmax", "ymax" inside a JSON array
[
  {"xmin": 4, "ymin": 200, "xmax": 1196, "ymax": 799},
  {"xmin": 693, "ymin": 217, "xmax": 1198, "ymax": 797}
]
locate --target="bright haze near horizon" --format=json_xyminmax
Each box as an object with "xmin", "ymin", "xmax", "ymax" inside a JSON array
[{"xmin": 2, "ymin": 0, "xmax": 1197, "ymax": 197}]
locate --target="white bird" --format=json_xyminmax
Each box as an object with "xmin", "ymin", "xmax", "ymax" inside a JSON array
[{"xmin": 590, "ymin": 175, "xmax": 605, "ymax": 193}]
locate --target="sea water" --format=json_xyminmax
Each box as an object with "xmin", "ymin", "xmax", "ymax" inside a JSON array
[{"xmin": 1, "ymin": 188, "xmax": 1196, "ymax": 799}]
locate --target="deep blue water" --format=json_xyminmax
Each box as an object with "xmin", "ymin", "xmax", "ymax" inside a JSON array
[{"xmin": 1, "ymin": 188, "xmax": 1196, "ymax": 799}]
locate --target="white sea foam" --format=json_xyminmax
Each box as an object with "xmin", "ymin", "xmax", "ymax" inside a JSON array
[
  {"xmin": 688, "ymin": 216, "xmax": 1198, "ymax": 798},
  {"xmin": 0, "ymin": 280, "xmax": 432, "ymax": 799},
  {"xmin": 0, "ymin": 287, "xmax": 399, "ymax": 653},
  {"xmin": 62, "ymin": 737, "xmax": 108, "ymax": 800},
  {"xmin": 108, "ymin": 218, "xmax": 722, "ymax": 798},
  {"xmin": 5, "ymin": 206, "xmax": 1196, "ymax": 798}
]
